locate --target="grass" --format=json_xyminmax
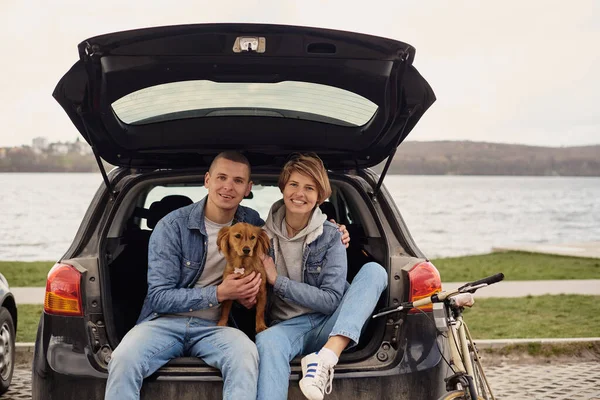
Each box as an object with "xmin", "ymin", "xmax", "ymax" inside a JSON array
[
  {"xmin": 1, "ymin": 251, "xmax": 600, "ymax": 287},
  {"xmin": 12, "ymin": 295, "xmax": 600, "ymax": 343},
  {"xmin": 464, "ymin": 294, "xmax": 600, "ymax": 339},
  {"xmin": 0, "ymin": 261, "xmax": 54, "ymax": 287},
  {"xmin": 15, "ymin": 304, "xmax": 43, "ymax": 342},
  {"xmin": 431, "ymin": 251, "xmax": 600, "ymax": 282}
]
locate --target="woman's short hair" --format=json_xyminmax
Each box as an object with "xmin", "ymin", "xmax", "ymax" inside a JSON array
[{"xmin": 278, "ymin": 153, "xmax": 332, "ymax": 205}]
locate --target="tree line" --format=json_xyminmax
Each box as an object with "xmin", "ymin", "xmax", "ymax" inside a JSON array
[
  {"xmin": 0, "ymin": 147, "xmax": 102, "ymax": 172},
  {"xmin": 2, "ymin": 141, "xmax": 599, "ymax": 176},
  {"xmin": 377, "ymin": 141, "xmax": 600, "ymax": 176}
]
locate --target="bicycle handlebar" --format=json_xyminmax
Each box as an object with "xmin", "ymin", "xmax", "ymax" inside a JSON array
[
  {"xmin": 372, "ymin": 272, "xmax": 505, "ymax": 319},
  {"xmin": 458, "ymin": 273, "xmax": 505, "ymax": 291}
]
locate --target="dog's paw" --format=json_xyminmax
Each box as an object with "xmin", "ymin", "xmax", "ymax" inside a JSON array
[{"xmin": 256, "ymin": 322, "xmax": 268, "ymax": 333}]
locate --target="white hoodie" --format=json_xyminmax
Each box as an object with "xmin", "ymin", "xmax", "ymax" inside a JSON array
[{"xmin": 264, "ymin": 199, "xmax": 327, "ymax": 321}]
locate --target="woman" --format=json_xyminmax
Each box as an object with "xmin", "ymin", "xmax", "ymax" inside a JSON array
[{"xmin": 256, "ymin": 154, "xmax": 388, "ymax": 400}]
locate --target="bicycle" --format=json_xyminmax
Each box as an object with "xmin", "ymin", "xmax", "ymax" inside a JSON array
[{"xmin": 373, "ymin": 272, "xmax": 505, "ymax": 400}]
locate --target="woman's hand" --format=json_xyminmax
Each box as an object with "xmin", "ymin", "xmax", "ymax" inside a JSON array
[{"xmin": 261, "ymin": 254, "xmax": 278, "ymax": 285}]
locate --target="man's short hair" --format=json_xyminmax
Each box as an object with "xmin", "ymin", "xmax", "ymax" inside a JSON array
[{"xmin": 209, "ymin": 151, "xmax": 251, "ymax": 177}]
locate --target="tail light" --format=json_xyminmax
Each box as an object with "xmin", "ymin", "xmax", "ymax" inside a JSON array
[
  {"xmin": 44, "ymin": 263, "xmax": 83, "ymax": 316},
  {"xmin": 407, "ymin": 261, "xmax": 441, "ymax": 314}
]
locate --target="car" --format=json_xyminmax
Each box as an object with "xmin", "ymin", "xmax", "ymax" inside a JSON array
[
  {"xmin": 33, "ymin": 23, "xmax": 444, "ymax": 399},
  {"xmin": 0, "ymin": 272, "xmax": 17, "ymax": 395}
]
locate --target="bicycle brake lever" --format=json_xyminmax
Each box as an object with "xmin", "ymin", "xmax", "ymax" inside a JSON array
[
  {"xmin": 458, "ymin": 283, "xmax": 487, "ymax": 293},
  {"xmin": 372, "ymin": 305, "xmax": 405, "ymax": 319}
]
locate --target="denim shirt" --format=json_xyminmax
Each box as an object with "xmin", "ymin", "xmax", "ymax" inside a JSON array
[
  {"xmin": 136, "ymin": 196, "xmax": 264, "ymax": 324},
  {"xmin": 270, "ymin": 221, "xmax": 349, "ymax": 317}
]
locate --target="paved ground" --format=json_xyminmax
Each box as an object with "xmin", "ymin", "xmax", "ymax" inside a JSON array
[
  {"xmin": 11, "ymin": 288, "xmax": 45, "ymax": 305},
  {"xmin": 484, "ymin": 361, "xmax": 600, "ymax": 399},
  {"xmin": 4, "ymin": 361, "xmax": 600, "ymax": 399},
  {"xmin": 442, "ymin": 279, "xmax": 600, "ymax": 297},
  {"xmin": 3, "ymin": 368, "xmax": 31, "ymax": 400}
]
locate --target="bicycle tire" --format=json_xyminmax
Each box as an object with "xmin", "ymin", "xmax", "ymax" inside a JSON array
[
  {"xmin": 465, "ymin": 326, "xmax": 494, "ymax": 400},
  {"xmin": 437, "ymin": 389, "xmax": 486, "ymax": 400},
  {"xmin": 472, "ymin": 356, "xmax": 491, "ymax": 399}
]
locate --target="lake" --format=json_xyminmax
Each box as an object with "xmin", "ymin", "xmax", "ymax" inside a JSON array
[{"xmin": 1, "ymin": 173, "xmax": 599, "ymax": 261}]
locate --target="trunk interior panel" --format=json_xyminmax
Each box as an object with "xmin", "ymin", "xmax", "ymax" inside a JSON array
[{"xmin": 102, "ymin": 173, "xmax": 393, "ymax": 368}]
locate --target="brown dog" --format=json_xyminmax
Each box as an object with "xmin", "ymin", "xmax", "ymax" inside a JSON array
[{"xmin": 216, "ymin": 222, "xmax": 270, "ymax": 333}]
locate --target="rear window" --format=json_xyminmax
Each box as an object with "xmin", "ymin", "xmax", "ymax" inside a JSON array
[
  {"xmin": 140, "ymin": 184, "xmax": 282, "ymax": 230},
  {"xmin": 111, "ymin": 80, "xmax": 378, "ymax": 127}
]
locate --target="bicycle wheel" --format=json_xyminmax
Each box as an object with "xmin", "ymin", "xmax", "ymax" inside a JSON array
[
  {"xmin": 472, "ymin": 356, "xmax": 492, "ymax": 399},
  {"xmin": 465, "ymin": 325, "xmax": 494, "ymax": 400},
  {"xmin": 437, "ymin": 389, "xmax": 485, "ymax": 400}
]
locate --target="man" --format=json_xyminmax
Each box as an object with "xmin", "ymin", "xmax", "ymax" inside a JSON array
[{"xmin": 105, "ymin": 151, "xmax": 348, "ymax": 400}]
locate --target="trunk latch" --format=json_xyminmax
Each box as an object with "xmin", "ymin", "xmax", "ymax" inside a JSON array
[{"xmin": 233, "ymin": 36, "xmax": 266, "ymax": 53}]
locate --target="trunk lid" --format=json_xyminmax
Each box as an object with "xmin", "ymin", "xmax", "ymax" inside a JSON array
[{"xmin": 54, "ymin": 23, "xmax": 435, "ymax": 170}]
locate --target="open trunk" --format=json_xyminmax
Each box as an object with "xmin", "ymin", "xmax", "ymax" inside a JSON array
[{"xmin": 101, "ymin": 169, "xmax": 396, "ymax": 373}]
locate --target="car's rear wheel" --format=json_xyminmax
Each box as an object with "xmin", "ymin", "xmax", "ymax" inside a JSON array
[{"xmin": 0, "ymin": 307, "xmax": 15, "ymax": 394}]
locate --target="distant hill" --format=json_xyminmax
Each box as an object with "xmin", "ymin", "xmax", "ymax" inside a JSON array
[
  {"xmin": 2, "ymin": 140, "xmax": 599, "ymax": 175},
  {"xmin": 376, "ymin": 141, "xmax": 600, "ymax": 176}
]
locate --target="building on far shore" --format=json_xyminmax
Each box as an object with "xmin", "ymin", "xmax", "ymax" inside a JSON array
[
  {"xmin": 49, "ymin": 142, "xmax": 70, "ymax": 155},
  {"xmin": 32, "ymin": 137, "xmax": 49, "ymax": 154},
  {"xmin": 72, "ymin": 138, "xmax": 92, "ymax": 155}
]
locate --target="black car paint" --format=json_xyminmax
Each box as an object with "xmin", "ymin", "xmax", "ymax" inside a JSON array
[
  {"xmin": 53, "ymin": 24, "xmax": 435, "ymax": 170},
  {"xmin": 34, "ymin": 23, "xmax": 443, "ymax": 400},
  {"xmin": 32, "ymin": 168, "xmax": 447, "ymax": 400},
  {"xmin": 33, "ymin": 312, "xmax": 445, "ymax": 399}
]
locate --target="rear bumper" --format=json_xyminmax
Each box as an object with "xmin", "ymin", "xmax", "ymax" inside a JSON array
[
  {"xmin": 33, "ymin": 364, "xmax": 448, "ymax": 400},
  {"xmin": 398, "ymin": 313, "xmax": 445, "ymax": 374},
  {"xmin": 33, "ymin": 312, "xmax": 447, "ymax": 399}
]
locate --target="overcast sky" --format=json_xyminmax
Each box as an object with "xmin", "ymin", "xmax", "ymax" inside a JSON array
[{"xmin": 2, "ymin": 0, "xmax": 599, "ymax": 147}]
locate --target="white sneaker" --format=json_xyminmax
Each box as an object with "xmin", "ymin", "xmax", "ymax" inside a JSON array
[{"xmin": 299, "ymin": 352, "xmax": 335, "ymax": 400}]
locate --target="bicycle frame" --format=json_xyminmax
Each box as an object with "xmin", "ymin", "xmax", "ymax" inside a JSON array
[
  {"xmin": 447, "ymin": 314, "xmax": 471, "ymax": 377},
  {"xmin": 442, "ymin": 302, "xmax": 495, "ymax": 400}
]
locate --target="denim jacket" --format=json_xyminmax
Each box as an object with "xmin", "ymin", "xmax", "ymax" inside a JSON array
[
  {"xmin": 269, "ymin": 220, "xmax": 349, "ymax": 317},
  {"xmin": 136, "ymin": 196, "xmax": 264, "ymax": 324}
]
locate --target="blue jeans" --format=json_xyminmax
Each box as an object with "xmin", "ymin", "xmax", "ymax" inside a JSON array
[
  {"xmin": 255, "ymin": 262, "xmax": 388, "ymax": 400},
  {"xmin": 105, "ymin": 316, "xmax": 259, "ymax": 400}
]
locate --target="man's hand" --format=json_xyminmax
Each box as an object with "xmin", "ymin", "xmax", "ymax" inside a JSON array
[
  {"xmin": 216, "ymin": 271, "xmax": 261, "ymax": 303},
  {"xmin": 330, "ymin": 219, "xmax": 350, "ymax": 248},
  {"xmin": 261, "ymin": 255, "xmax": 278, "ymax": 285},
  {"xmin": 238, "ymin": 296, "xmax": 257, "ymax": 309}
]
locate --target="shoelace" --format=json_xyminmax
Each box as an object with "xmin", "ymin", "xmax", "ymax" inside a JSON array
[
  {"xmin": 324, "ymin": 365, "xmax": 334, "ymax": 394},
  {"xmin": 310, "ymin": 362, "xmax": 335, "ymax": 395}
]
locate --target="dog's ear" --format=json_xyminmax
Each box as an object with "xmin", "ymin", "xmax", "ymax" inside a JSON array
[
  {"xmin": 217, "ymin": 226, "xmax": 230, "ymax": 254},
  {"xmin": 257, "ymin": 229, "xmax": 270, "ymax": 257}
]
